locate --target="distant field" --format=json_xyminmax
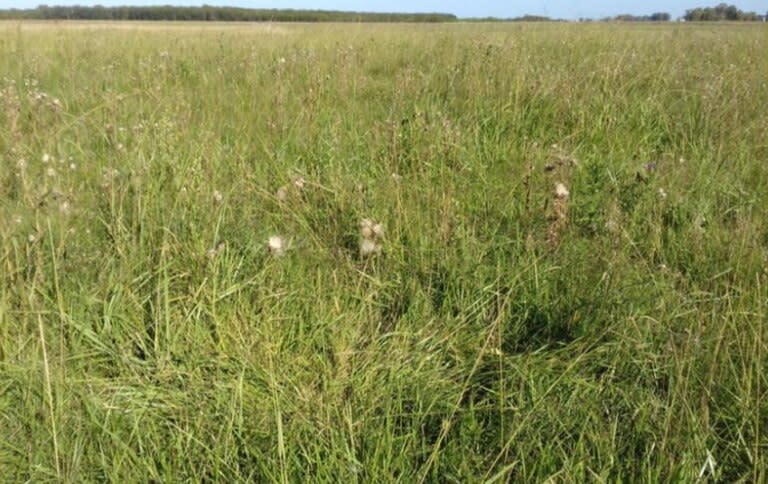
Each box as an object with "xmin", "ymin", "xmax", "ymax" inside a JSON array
[{"xmin": 1, "ymin": 21, "xmax": 767, "ymax": 482}]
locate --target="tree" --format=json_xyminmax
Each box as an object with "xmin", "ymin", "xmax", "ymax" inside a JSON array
[
  {"xmin": 0, "ymin": 5, "xmax": 459, "ymax": 22},
  {"xmin": 684, "ymin": 4, "xmax": 762, "ymax": 21}
]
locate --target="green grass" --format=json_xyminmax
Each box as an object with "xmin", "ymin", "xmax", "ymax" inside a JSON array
[{"xmin": 1, "ymin": 21, "xmax": 767, "ymax": 482}]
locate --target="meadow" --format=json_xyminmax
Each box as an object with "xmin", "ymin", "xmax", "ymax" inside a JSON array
[{"xmin": 1, "ymin": 20, "xmax": 767, "ymax": 482}]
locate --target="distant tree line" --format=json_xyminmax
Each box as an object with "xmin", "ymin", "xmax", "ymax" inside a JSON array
[
  {"xmin": 0, "ymin": 5, "xmax": 457, "ymax": 22},
  {"xmin": 684, "ymin": 3, "xmax": 763, "ymax": 21},
  {"xmin": 464, "ymin": 15, "xmax": 562, "ymax": 22},
  {"xmin": 606, "ymin": 12, "xmax": 671, "ymax": 21}
]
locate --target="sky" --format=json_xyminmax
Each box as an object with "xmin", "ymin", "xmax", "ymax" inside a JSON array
[{"xmin": 0, "ymin": 0, "xmax": 766, "ymax": 20}]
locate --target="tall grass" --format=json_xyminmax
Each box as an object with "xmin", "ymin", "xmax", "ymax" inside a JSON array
[{"xmin": 1, "ymin": 21, "xmax": 767, "ymax": 482}]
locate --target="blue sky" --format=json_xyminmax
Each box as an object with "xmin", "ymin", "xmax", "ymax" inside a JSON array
[{"xmin": 0, "ymin": 1, "xmax": 765, "ymax": 20}]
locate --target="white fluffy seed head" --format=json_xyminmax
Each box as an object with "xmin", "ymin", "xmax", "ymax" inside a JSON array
[
  {"xmin": 206, "ymin": 242, "xmax": 225, "ymax": 260},
  {"xmin": 213, "ymin": 190, "xmax": 223, "ymax": 204},
  {"xmin": 360, "ymin": 218, "xmax": 385, "ymax": 241},
  {"xmin": 555, "ymin": 182, "xmax": 569, "ymax": 199},
  {"xmin": 360, "ymin": 238, "xmax": 380, "ymax": 257},
  {"xmin": 268, "ymin": 235, "xmax": 286, "ymax": 256}
]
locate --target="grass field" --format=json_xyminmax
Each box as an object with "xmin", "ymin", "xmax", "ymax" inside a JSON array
[{"xmin": 1, "ymin": 20, "xmax": 767, "ymax": 482}]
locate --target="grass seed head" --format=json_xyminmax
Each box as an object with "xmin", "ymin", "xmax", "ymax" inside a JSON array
[
  {"xmin": 268, "ymin": 235, "xmax": 286, "ymax": 256},
  {"xmin": 360, "ymin": 238, "xmax": 380, "ymax": 257},
  {"xmin": 555, "ymin": 182, "xmax": 569, "ymax": 199},
  {"xmin": 206, "ymin": 242, "xmax": 226, "ymax": 260},
  {"xmin": 59, "ymin": 201, "xmax": 71, "ymax": 215},
  {"xmin": 360, "ymin": 218, "xmax": 384, "ymax": 239},
  {"xmin": 359, "ymin": 218, "xmax": 383, "ymax": 256}
]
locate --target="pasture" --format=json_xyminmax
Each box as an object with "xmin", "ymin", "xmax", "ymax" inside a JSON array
[{"xmin": 1, "ymin": 21, "xmax": 767, "ymax": 481}]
